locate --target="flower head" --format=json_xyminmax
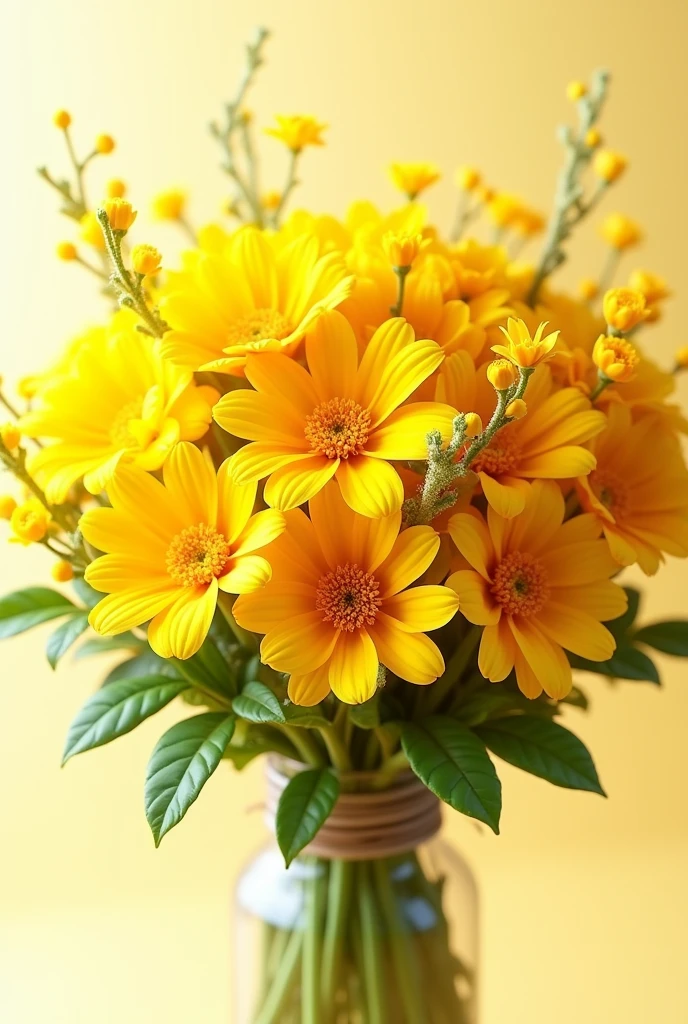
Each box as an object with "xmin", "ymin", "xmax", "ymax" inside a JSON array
[
  {"xmin": 79, "ymin": 212, "xmax": 106, "ymax": 251},
  {"xmin": 106, "ymin": 179, "xmax": 127, "ymax": 199},
  {"xmin": 102, "ymin": 197, "xmax": 137, "ymax": 232},
  {"xmin": 492, "ymin": 317, "xmax": 559, "ymax": 368},
  {"xmin": 81, "ymin": 442, "xmax": 285, "ymax": 659},
  {"xmin": 506, "ymin": 398, "xmax": 527, "ymax": 419},
  {"xmin": 95, "ymin": 134, "xmax": 115, "ymax": 155},
  {"xmin": 265, "ymin": 114, "xmax": 327, "ymax": 152},
  {"xmin": 233, "ymin": 482, "xmax": 459, "ymax": 704},
  {"xmin": 592, "ymin": 334, "xmax": 639, "ymax": 382},
  {"xmin": 487, "ymin": 359, "xmax": 518, "ymax": 391},
  {"xmin": 53, "ymin": 110, "xmax": 71, "ymax": 129},
  {"xmin": 52, "ymin": 560, "xmax": 74, "ymax": 583},
  {"xmin": 675, "ymin": 346, "xmax": 688, "ymax": 370},
  {"xmin": 0, "ymin": 495, "xmax": 17, "ymax": 520},
  {"xmin": 593, "ymin": 150, "xmax": 628, "ymax": 183},
  {"xmin": 585, "ymin": 128, "xmax": 602, "ymax": 148},
  {"xmin": 600, "ymin": 212, "xmax": 642, "ymax": 250},
  {"xmin": 10, "ymin": 500, "xmax": 51, "ymax": 545},
  {"xmin": 389, "ymin": 162, "xmax": 440, "ymax": 200},
  {"xmin": 603, "ymin": 287, "xmax": 648, "ymax": 332},
  {"xmin": 131, "ymin": 243, "xmax": 162, "ymax": 276},
  {"xmin": 578, "ymin": 277, "xmax": 599, "ymax": 301},
  {"xmin": 456, "ymin": 166, "xmax": 481, "ymax": 191},
  {"xmin": 56, "ymin": 241, "xmax": 78, "ymax": 262},
  {"xmin": 447, "ymin": 480, "xmax": 626, "ymax": 699},
  {"xmin": 381, "ymin": 231, "xmax": 425, "ymax": 269},
  {"xmin": 152, "ymin": 189, "xmax": 187, "ymax": 221},
  {"xmin": 566, "ymin": 80, "xmax": 587, "ymax": 101},
  {"xmin": 1, "ymin": 422, "xmax": 21, "ymax": 451}
]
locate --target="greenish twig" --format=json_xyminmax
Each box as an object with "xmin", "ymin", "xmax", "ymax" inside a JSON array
[{"xmin": 390, "ymin": 265, "xmax": 411, "ymax": 317}]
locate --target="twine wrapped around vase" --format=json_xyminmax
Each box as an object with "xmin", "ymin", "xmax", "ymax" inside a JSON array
[{"xmin": 264, "ymin": 758, "xmax": 442, "ymax": 861}]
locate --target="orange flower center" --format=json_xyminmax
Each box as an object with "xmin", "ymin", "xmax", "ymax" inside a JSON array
[
  {"xmin": 590, "ymin": 469, "xmax": 630, "ymax": 519},
  {"xmin": 472, "ymin": 432, "xmax": 521, "ymax": 476},
  {"xmin": 315, "ymin": 563, "xmax": 382, "ymax": 631},
  {"xmin": 304, "ymin": 398, "xmax": 371, "ymax": 459},
  {"xmin": 109, "ymin": 396, "xmax": 144, "ymax": 449},
  {"xmin": 491, "ymin": 552, "xmax": 549, "ymax": 617},
  {"xmin": 166, "ymin": 524, "xmax": 231, "ymax": 586},
  {"xmin": 225, "ymin": 308, "xmax": 293, "ymax": 348}
]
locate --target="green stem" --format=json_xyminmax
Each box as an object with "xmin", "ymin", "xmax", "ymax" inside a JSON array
[
  {"xmin": 390, "ymin": 265, "xmax": 410, "ymax": 317},
  {"xmin": 373, "ymin": 858, "xmax": 425, "ymax": 1024},
  {"xmin": 272, "ymin": 149, "xmax": 301, "ymax": 227},
  {"xmin": 302, "ymin": 860, "xmax": 325, "ymax": 1024},
  {"xmin": 318, "ymin": 724, "xmax": 352, "ymax": 771},
  {"xmin": 357, "ymin": 862, "xmax": 386, "ymax": 1024},
  {"xmin": 280, "ymin": 726, "xmax": 326, "ymax": 767},
  {"xmin": 598, "ymin": 246, "xmax": 621, "ymax": 295},
  {"xmin": 421, "ymin": 625, "xmax": 482, "ymax": 715},
  {"xmin": 0, "ymin": 390, "xmax": 21, "ymax": 420},
  {"xmin": 252, "ymin": 926, "xmax": 303, "ymax": 1024},
  {"xmin": 320, "ymin": 859, "xmax": 354, "ymax": 1018}
]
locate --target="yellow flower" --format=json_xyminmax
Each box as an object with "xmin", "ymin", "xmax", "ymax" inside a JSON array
[
  {"xmin": 106, "ymin": 178, "xmax": 127, "ymax": 199},
  {"xmin": 576, "ymin": 403, "xmax": 688, "ymax": 575},
  {"xmin": 95, "ymin": 134, "xmax": 115, "ymax": 155},
  {"xmin": 486, "ymin": 193, "xmax": 524, "ymax": 229},
  {"xmin": 10, "ymin": 500, "xmax": 51, "ymax": 545},
  {"xmin": 53, "ymin": 109, "xmax": 71, "ymax": 129},
  {"xmin": 456, "ymin": 166, "xmax": 481, "ymax": 191},
  {"xmin": 233, "ymin": 482, "xmax": 459, "ymax": 705},
  {"xmin": 566, "ymin": 80, "xmax": 587, "ymax": 101},
  {"xmin": 265, "ymin": 114, "xmax": 327, "ymax": 152},
  {"xmin": 261, "ymin": 190, "xmax": 282, "ymax": 211},
  {"xmin": 603, "ymin": 287, "xmax": 648, "ymax": 332},
  {"xmin": 592, "ymin": 334, "xmax": 638, "ymax": 382},
  {"xmin": 1, "ymin": 423, "xmax": 21, "ymax": 450},
  {"xmin": 131, "ymin": 243, "xmax": 162, "ymax": 276},
  {"xmin": 389, "ymin": 162, "xmax": 440, "ymax": 200},
  {"xmin": 81, "ymin": 443, "xmax": 285, "ymax": 660},
  {"xmin": 600, "ymin": 212, "xmax": 642, "ymax": 250},
  {"xmin": 51, "ymin": 560, "xmax": 74, "ymax": 583},
  {"xmin": 506, "ymin": 398, "xmax": 527, "ymax": 419},
  {"xmin": 0, "ymin": 495, "xmax": 17, "ymax": 520},
  {"xmin": 447, "ymin": 480, "xmax": 626, "ymax": 700},
  {"xmin": 486, "ymin": 359, "xmax": 518, "ymax": 391},
  {"xmin": 492, "ymin": 317, "xmax": 559, "ymax": 368},
  {"xmin": 17, "ymin": 376, "xmax": 40, "ymax": 400},
  {"xmin": 511, "ymin": 207, "xmax": 545, "ymax": 237},
  {"xmin": 102, "ymin": 198, "xmax": 137, "ymax": 232},
  {"xmin": 585, "ymin": 128, "xmax": 602, "ymax": 148},
  {"xmin": 214, "ymin": 311, "xmax": 456, "ymax": 519},
  {"xmin": 152, "ymin": 189, "xmax": 187, "ymax": 221},
  {"xmin": 464, "ymin": 412, "xmax": 482, "ymax": 437},
  {"xmin": 628, "ymin": 269, "xmax": 670, "ymax": 321},
  {"xmin": 56, "ymin": 241, "xmax": 78, "ymax": 262},
  {"xmin": 593, "ymin": 150, "xmax": 628, "ymax": 183},
  {"xmin": 159, "ymin": 225, "xmax": 353, "ymax": 375},
  {"xmin": 79, "ymin": 212, "xmax": 106, "ymax": 251},
  {"xmin": 20, "ymin": 314, "xmax": 219, "ymax": 503},
  {"xmin": 381, "ymin": 231, "xmax": 424, "ymax": 269},
  {"xmin": 675, "ymin": 346, "xmax": 688, "ymax": 370},
  {"xmin": 578, "ymin": 277, "xmax": 599, "ymax": 301}
]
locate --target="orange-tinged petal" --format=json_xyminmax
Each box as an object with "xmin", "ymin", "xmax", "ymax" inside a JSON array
[
  {"xmin": 148, "ymin": 580, "xmax": 218, "ymax": 659},
  {"xmin": 233, "ymin": 581, "xmax": 315, "ymax": 633},
  {"xmin": 447, "ymin": 512, "xmax": 494, "ymax": 579},
  {"xmin": 603, "ymin": 525, "xmax": 643, "ymax": 568},
  {"xmin": 446, "ymin": 570, "xmax": 500, "ymax": 625},
  {"xmin": 552, "ymin": 582, "xmax": 628, "ymax": 621},
  {"xmin": 232, "ymin": 509, "xmax": 285, "ymax": 557},
  {"xmin": 88, "ymin": 583, "xmax": 178, "ymax": 636},
  {"xmin": 516, "ymin": 446, "xmax": 597, "ymax": 479},
  {"xmin": 336, "ymin": 456, "xmax": 404, "ymax": 518},
  {"xmin": 513, "ymin": 648, "xmax": 544, "ymax": 699},
  {"xmin": 288, "ymin": 663, "xmax": 332, "ymax": 706},
  {"xmin": 218, "ymin": 554, "xmax": 272, "ymax": 594},
  {"xmin": 541, "ymin": 540, "xmax": 619, "ymax": 586},
  {"xmin": 266, "ymin": 508, "xmax": 328, "ymax": 584},
  {"xmin": 163, "ymin": 440, "xmax": 217, "ymax": 526},
  {"xmin": 348, "ymin": 509, "xmax": 400, "ymax": 573},
  {"xmin": 377, "ymin": 526, "xmax": 440, "ymax": 598},
  {"xmin": 365, "ymin": 403, "xmax": 457, "ymax": 460},
  {"xmin": 478, "ymin": 617, "xmax": 517, "ymax": 682},
  {"xmin": 261, "ymin": 612, "xmax": 338, "ymax": 674},
  {"xmin": 305, "ymin": 310, "xmax": 358, "ymax": 401},
  {"xmin": 230, "ymin": 443, "xmax": 312, "ymax": 484},
  {"xmin": 502, "ymin": 479, "xmax": 564, "ymax": 555},
  {"xmin": 382, "ymin": 585, "xmax": 460, "ymax": 632},
  {"xmin": 328, "ymin": 629, "xmax": 379, "ymax": 704},
  {"xmin": 265, "ymin": 455, "xmax": 339, "ymax": 510},
  {"xmin": 536, "ymin": 602, "xmax": 616, "ymax": 662},
  {"xmin": 368, "ymin": 612, "xmax": 444, "ymax": 684},
  {"xmin": 479, "ymin": 473, "xmax": 528, "ymax": 519},
  {"xmin": 309, "ymin": 482, "xmax": 358, "ymax": 570},
  {"xmin": 509, "ymin": 617, "xmax": 572, "ymax": 700}
]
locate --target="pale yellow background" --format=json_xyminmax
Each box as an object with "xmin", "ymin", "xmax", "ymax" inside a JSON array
[{"xmin": 1, "ymin": 0, "xmax": 688, "ymax": 1021}]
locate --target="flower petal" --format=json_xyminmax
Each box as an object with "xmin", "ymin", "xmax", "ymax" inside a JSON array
[
  {"xmin": 366, "ymin": 340, "xmax": 445, "ymax": 427},
  {"xmin": 536, "ymin": 602, "xmax": 616, "ymax": 662},
  {"xmin": 447, "ymin": 512, "xmax": 494, "ymax": 579},
  {"xmin": 328, "ymin": 629, "xmax": 379, "ymax": 704},
  {"xmin": 383, "ymin": 585, "xmax": 460, "ymax": 632},
  {"xmin": 265, "ymin": 456, "xmax": 339, "ymax": 510},
  {"xmin": 218, "ymin": 554, "xmax": 272, "ymax": 594},
  {"xmin": 368, "ymin": 612, "xmax": 444, "ymax": 684},
  {"xmin": 148, "ymin": 580, "xmax": 218, "ymax": 660},
  {"xmin": 355, "ymin": 318, "xmax": 416, "ymax": 409},
  {"xmin": 516, "ymin": 446, "xmax": 597, "ymax": 479},
  {"xmin": 233, "ymin": 581, "xmax": 316, "ymax": 632},
  {"xmin": 446, "ymin": 570, "xmax": 500, "ymax": 625},
  {"xmin": 288, "ymin": 663, "xmax": 332, "ymax": 706},
  {"xmin": 478, "ymin": 617, "xmax": 516, "ymax": 682},
  {"xmin": 85, "ymin": 554, "xmax": 168, "ymax": 592},
  {"xmin": 366, "ymin": 403, "xmax": 457, "ymax": 460},
  {"xmin": 377, "ymin": 526, "xmax": 441, "ymax": 598},
  {"xmin": 541, "ymin": 540, "xmax": 620, "ymax": 586},
  {"xmin": 88, "ymin": 583, "xmax": 178, "ymax": 636},
  {"xmin": 305, "ymin": 310, "xmax": 358, "ymax": 401},
  {"xmin": 229, "ymin": 442, "xmax": 312, "ymax": 484},
  {"xmin": 217, "ymin": 459, "xmax": 257, "ymax": 542},
  {"xmin": 213, "ymin": 389, "xmax": 305, "ymax": 446},
  {"xmin": 232, "ymin": 508, "xmax": 285, "ymax": 556},
  {"xmin": 261, "ymin": 612, "xmax": 338, "ymax": 674},
  {"xmin": 509, "ymin": 617, "xmax": 572, "ymax": 700},
  {"xmin": 479, "ymin": 473, "xmax": 528, "ymax": 519},
  {"xmin": 336, "ymin": 456, "xmax": 404, "ymax": 518},
  {"xmin": 244, "ymin": 351, "xmax": 320, "ymax": 418},
  {"xmin": 163, "ymin": 441, "xmax": 218, "ymax": 525}
]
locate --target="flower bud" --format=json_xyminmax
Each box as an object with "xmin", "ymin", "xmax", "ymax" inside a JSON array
[
  {"xmin": 105, "ymin": 178, "xmax": 127, "ymax": 199},
  {"xmin": 674, "ymin": 346, "xmax": 688, "ymax": 370},
  {"xmin": 10, "ymin": 500, "xmax": 51, "ymax": 545},
  {"xmin": 592, "ymin": 334, "xmax": 639, "ymax": 382},
  {"xmin": 95, "ymin": 134, "xmax": 115, "ymax": 155},
  {"xmin": 566, "ymin": 81, "xmax": 587, "ymax": 101},
  {"xmin": 585, "ymin": 128, "xmax": 602, "ymax": 148},
  {"xmin": 603, "ymin": 288, "xmax": 648, "ymax": 333},
  {"xmin": 131, "ymin": 243, "xmax": 162, "ymax": 276},
  {"xmin": 56, "ymin": 241, "xmax": 78, "ymax": 262},
  {"xmin": 382, "ymin": 231, "xmax": 423, "ymax": 269},
  {"xmin": 151, "ymin": 189, "xmax": 187, "ymax": 221},
  {"xmin": 51, "ymin": 560, "xmax": 75, "ymax": 583},
  {"xmin": 261, "ymin": 190, "xmax": 282, "ymax": 211},
  {"xmin": 0, "ymin": 495, "xmax": 17, "ymax": 520},
  {"xmin": 505, "ymin": 399, "xmax": 527, "ymax": 419},
  {"xmin": 456, "ymin": 166, "xmax": 481, "ymax": 191},
  {"xmin": 0, "ymin": 422, "xmax": 21, "ymax": 451},
  {"xmin": 593, "ymin": 150, "xmax": 627, "ymax": 183},
  {"xmin": 578, "ymin": 277, "xmax": 599, "ymax": 301},
  {"xmin": 102, "ymin": 197, "xmax": 137, "ymax": 232},
  {"xmin": 463, "ymin": 413, "xmax": 483, "ymax": 438},
  {"xmin": 599, "ymin": 213, "xmax": 642, "ymax": 250},
  {"xmin": 17, "ymin": 376, "xmax": 39, "ymax": 400},
  {"xmin": 627, "ymin": 270, "xmax": 670, "ymax": 305},
  {"xmin": 487, "ymin": 359, "xmax": 518, "ymax": 390},
  {"xmin": 53, "ymin": 109, "xmax": 71, "ymax": 129}
]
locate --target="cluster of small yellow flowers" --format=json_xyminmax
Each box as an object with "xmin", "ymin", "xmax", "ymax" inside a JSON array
[
  {"xmin": 265, "ymin": 114, "xmax": 327, "ymax": 152},
  {"xmin": 600, "ymin": 212, "xmax": 643, "ymax": 250},
  {"xmin": 389, "ymin": 161, "xmax": 440, "ymax": 200},
  {"xmin": 493, "ymin": 318, "xmax": 559, "ymax": 368},
  {"xmin": 381, "ymin": 231, "xmax": 425, "ymax": 269},
  {"xmin": 151, "ymin": 188, "xmax": 187, "ymax": 221}
]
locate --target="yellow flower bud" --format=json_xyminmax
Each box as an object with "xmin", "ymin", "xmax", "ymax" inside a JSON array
[
  {"xmin": 265, "ymin": 114, "xmax": 327, "ymax": 152},
  {"xmin": 599, "ymin": 212, "xmax": 642, "ymax": 250},
  {"xmin": 492, "ymin": 318, "xmax": 560, "ymax": 368},
  {"xmin": 603, "ymin": 288, "xmax": 648, "ymax": 333},
  {"xmin": 456, "ymin": 166, "xmax": 481, "ymax": 191},
  {"xmin": 675, "ymin": 346, "xmax": 688, "ymax": 370},
  {"xmin": 463, "ymin": 413, "xmax": 483, "ymax": 437},
  {"xmin": 1, "ymin": 422, "xmax": 21, "ymax": 451},
  {"xmin": 151, "ymin": 188, "xmax": 187, "ymax": 221},
  {"xmin": 0, "ymin": 495, "xmax": 17, "ymax": 520},
  {"xmin": 627, "ymin": 269, "xmax": 670, "ymax": 305},
  {"xmin": 51, "ymin": 560, "xmax": 75, "ymax": 583},
  {"xmin": 593, "ymin": 150, "xmax": 628, "ymax": 183},
  {"xmin": 487, "ymin": 359, "xmax": 518, "ymax": 391},
  {"xmin": 10, "ymin": 500, "xmax": 51, "ymax": 545},
  {"xmin": 476, "ymin": 185, "xmax": 495, "ymax": 204},
  {"xmin": 585, "ymin": 128, "xmax": 602, "ymax": 148},
  {"xmin": 578, "ymin": 277, "xmax": 599, "ymax": 301},
  {"xmin": 566, "ymin": 81, "xmax": 587, "ymax": 101},
  {"xmin": 56, "ymin": 241, "xmax": 78, "ymax": 262},
  {"xmin": 261, "ymin": 190, "xmax": 282, "ymax": 211},
  {"xmin": 592, "ymin": 334, "xmax": 639, "ymax": 382},
  {"xmin": 131, "ymin": 243, "xmax": 162, "ymax": 276},
  {"xmin": 486, "ymin": 192, "xmax": 523, "ymax": 229},
  {"xmin": 382, "ymin": 231, "xmax": 423, "ymax": 269},
  {"xmin": 105, "ymin": 178, "xmax": 127, "ymax": 199},
  {"xmin": 505, "ymin": 398, "xmax": 527, "ymax": 420},
  {"xmin": 17, "ymin": 376, "xmax": 39, "ymax": 400},
  {"xmin": 95, "ymin": 134, "xmax": 115, "ymax": 155},
  {"xmin": 388, "ymin": 162, "xmax": 440, "ymax": 200},
  {"xmin": 53, "ymin": 109, "xmax": 71, "ymax": 130},
  {"xmin": 79, "ymin": 211, "xmax": 106, "ymax": 251},
  {"xmin": 102, "ymin": 197, "xmax": 137, "ymax": 232},
  {"xmin": 512, "ymin": 207, "xmax": 546, "ymax": 237}
]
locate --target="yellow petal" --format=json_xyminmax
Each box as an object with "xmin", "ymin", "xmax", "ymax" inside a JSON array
[
  {"xmin": 509, "ymin": 618, "xmax": 572, "ymax": 700},
  {"xmin": 244, "ymin": 351, "xmax": 320, "ymax": 418},
  {"xmin": 355, "ymin": 318, "xmax": 415, "ymax": 409},
  {"xmin": 446, "ymin": 570, "xmax": 500, "ymax": 625},
  {"xmin": 217, "ymin": 459, "xmax": 257, "ymax": 542},
  {"xmin": 377, "ymin": 526, "xmax": 440, "ymax": 598},
  {"xmin": 88, "ymin": 584, "xmax": 178, "ymax": 636},
  {"xmin": 213, "ymin": 389, "xmax": 305, "ymax": 446},
  {"xmin": 328, "ymin": 629, "xmax": 379, "ymax": 704},
  {"xmin": 513, "ymin": 648, "xmax": 544, "ymax": 699},
  {"xmin": 552, "ymin": 581, "xmax": 627, "ymax": 621},
  {"xmin": 163, "ymin": 441, "xmax": 218, "ymax": 526},
  {"xmin": 366, "ymin": 340, "xmax": 445, "ymax": 427},
  {"xmin": 383, "ymin": 585, "xmax": 460, "ymax": 632},
  {"xmin": 148, "ymin": 581, "xmax": 218, "ymax": 660},
  {"xmin": 265, "ymin": 456, "xmax": 339, "ymax": 510},
  {"xmin": 447, "ymin": 512, "xmax": 494, "ymax": 579},
  {"xmin": 218, "ymin": 554, "xmax": 272, "ymax": 594},
  {"xmin": 536, "ymin": 602, "xmax": 616, "ymax": 662},
  {"xmin": 288, "ymin": 663, "xmax": 332, "ymax": 706},
  {"xmin": 541, "ymin": 540, "xmax": 619, "ymax": 586},
  {"xmin": 80, "ymin": 506, "xmax": 168, "ymax": 561},
  {"xmin": 264, "ymin": 508, "xmax": 328, "ymax": 584},
  {"xmin": 232, "ymin": 509, "xmax": 285, "ymax": 557},
  {"xmin": 261, "ymin": 612, "xmax": 338, "ymax": 674},
  {"xmin": 85, "ymin": 554, "xmax": 167, "ymax": 592},
  {"xmin": 310, "ymin": 481, "xmax": 367, "ymax": 569},
  {"xmin": 517, "ymin": 446, "xmax": 597, "ymax": 479},
  {"xmin": 231, "ymin": 227, "xmax": 278, "ymax": 308},
  {"xmin": 335, "ymin": 456, "xmax": 404, "ymax": 518},
  {"xmin": 365, "ymin": 403, "xmax": 457, "ymax": 460},
  {"xmin": 478, "ymin": 617, "xmax": 516, "ymax": 682},
  {"xmin": 229, "ymin": 443, "xmax": 312, "ymax": 485},
  {"xmin": 479, "ymin": 473, "xmax": 528, "ymax": 520},
  {"xmin": 305, "ymin": 310, "xmax": 358, "ymax": 401},
  {"xmin": 368, "ymin": 612, "xmax": 444, "ymax": 684}
]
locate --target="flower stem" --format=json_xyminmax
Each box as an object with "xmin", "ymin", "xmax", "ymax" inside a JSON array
[
  {"xmin": 357, "ymin": 862, "xmax": 386, "ymax": 1024},
  {"xmin": 373, "ymin": 857, "xmax": 425, "ymax": 1024},
  {"xmin": 302, "ymin": 861, "xmax": 326, "ymax": 1024},
  {"xmin": 390, "ymin": 265, "xmax": 410, "ymax": 317},
  {"xmin": 320, "ymin": 859, "xmax": 354, "ymax": 1016}
]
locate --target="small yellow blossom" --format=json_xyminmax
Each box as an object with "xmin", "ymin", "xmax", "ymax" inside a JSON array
[
  {"xmin": 102, "ymin": 198, "xmax": 137, "ymax": 232},
  {"xmin": 463, "ymin": 412, "xmax": 483, "ymax": 437},
  {"xmin": 592, "ymin": 334, "xmax": 639, "ymax": 382},
  {"xmin": 53, "ymin": 110, "xmax": 71, "ymax": 130},
  {"xmin": 487, "ymin": 359, "xmax": 518, "ymax": 391},
  {"xmin": 578, "ymin": 277, "xmax": 599, "ymax": 301},
  {"xmin": 456, "ymin": 166, "xmax": 481, "ymax": 191},
  {"xmin": 95, "ymin": 134, "xmax": 115, "ymax": 155},
  {"xmin": 1, "ymin": 423, "xmax": 21, "ymax": 451},
  {"xmin": 475, "ymin": 185, "xmax": 495, "ymax": 204},
  {"xmin": 603, "ymin": 288, "xmax": 648, "ymax": 333},
  {"xmin": 382, "ymin": 231, "xmax": 424, "ymax": 269},
  {"xmin": 389, "ymin": 162, "xmax": 440, "ymax": 200},
  {"xmin": 131, "ymin": 243, "xmax": 162, "ymax": 276},
  {"xmin": 506, "ymin": 398, "xmax": 528, "ymax": 419},
  {"xmin": 594, "ymin": 150, "xmax": 628, "ymax": 183},
  {"xmin": 10, "ymin": 500, "xmax": 51, "ymax": 545},
  {"xmin": 79, "ymin": 212, "xmax": 106, "ymax": 251},
  {"xmin": 105, "ymin": 178, "xmax": 127, "ymax": 199},
  {"xmin": 566, "ymin": 81, "xmax": 587, "ymax": 101},
  {"xmin": 261, "ymin": 190, "xmax": 282, "ymax": 211},
  {"xmin": 51, "ymin": 560, "xmax": 74, "ymax": 583},
  {"xmin": 486, "ymin": 192, "xmax": 523, "ymax": 229},
  {"xmin": 628, "ymin": 269, "xmax": 670, "ymax": 305},
  {"xmin": 56, "ymin": 241, "xmax": 77, "ymax": 262},
  {"xmin": 493, "ymin": 318, "xmax": 560, "ymax": 368},
  {"xmin": 585, "ymin": 128, "xmax": 602, "ymax": 148},
  {"xmin": 675, "ymin": 346, "xmax": 688, "ymax": 370},
  {"xmin": 0, "ymin": 495, "xmax": 17, "ymax": 520},
  {"xmin": 600, "ymin": 212, "xmax": 642, "ymax": 250},
  {"xmin": 152, "ymin": 188, "xmax": 187, "ymax": 221},
  {"xmin": 512, "ymin": 207, "xmax": 546, "ymax": 237},
  {"xmin": 265, "ymin": 114, "xmax": 327, "ymax": 152},
  {"xmin": 17, "ymin": 376, "xmax": 39, "ymax": 400}
]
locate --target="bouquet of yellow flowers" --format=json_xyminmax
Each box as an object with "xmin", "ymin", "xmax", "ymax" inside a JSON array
[{"xmin": 2, "ymin": 30, "xmax": 688, "ymax": 1024}]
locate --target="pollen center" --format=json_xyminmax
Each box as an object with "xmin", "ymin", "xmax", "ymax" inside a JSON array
[
  {"xmin": 315, "ymin": 563, "xmax": 382, "ymax": 631},
  {"xmin": 109, "ymin": 396, "xmax": 144, "ymax": 450},
  {"xmin": 491, "ymin": 552, "xmax": 549, "ymax": 617},
  {"xmin": 304, "ymin": 398, "xmax": 372, "ymax": 459},
  {"xmin": 225, "ymin": 308, "xmax": 293, "ymax": 349},
  {"xmin": 165, "ymin": 524, "xmax": 231, "ymax": 587},
  {"xmin": 590, "ymin": 469, "xmax": 630, "ymax": 519},
  {"xmin": 472, "ymin": 430, "xmax": 521, "ymax": 476}
]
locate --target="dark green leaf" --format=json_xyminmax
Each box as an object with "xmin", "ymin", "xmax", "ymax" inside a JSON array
[
  {"xmin": 569, "ymin": 645, "xmax": 660, "ymax": 684},
  {"xmin": 75, "ymin": 632, "xmax": 145, "ymax": 660},
  {"xmin": 71, "ymin": 576, "xmax": 101, "ymax": 609},
  {"xmin": 283, "ymin": 703, "xmax": 331, "ymax": 728},
  {"xmin": 233, "ymin": 681, "xmax": 286, "ymax": 724},
  {"xmin": 46, "ymin": 612, "xmax": 90, "ymax": 669},
  {"xmin": 223, "ymin": 738, "xmax": 278, "ymax": 770},
  {"xmin": 0, "ymin": 587, "xmax": 76, "ymax": 639},
  {"xmin": 475, "ymin": 716, "xmax": 605, "ymax": 795},
  {"xmin": 171, "ymin": 638, "xmax": 233, "ymax": 696},
  {"xmin": 348, "ymin": 694, "xmax": 380, "ymax": 730},
  {"xmin": 633, "ymin": 621, "xmax": 688, "ymax": 657},
  {"xmin": 144, "ymin": 713, "xmax": 235, "ymax": 845},
  {"xmin": 401, "ymin": 717, "xmax": 502, "ymax": 833},
  {"xmin": 609, "ymin": 587, "xmax": 641, "ymax": 636},
  {"xmin": 102, "ymin": 650, "xmax": 181, "ymax": 686},
  {"xmin": 560, "ymin": 685, "xmax": 589, "ymax": 711},
  {"xmin": 276, "ymin": 768, "xmax": 340, "ymax": 866},
  {"xmin": 455, "ymin": 687, "xmax": 556, "ymax": 727},
  {"xmin": 63, "ymin": 675, "xmax": 190, "ymax": 762}
]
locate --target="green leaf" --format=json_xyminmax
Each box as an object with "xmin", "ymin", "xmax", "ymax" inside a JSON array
[
  {"xmin": 283, "ymin": 703, "xmax": 331, "ymax": 728},
  {"xmin": 569, "ymin": 645, "xmax": 660, "ymax": 684},
  {"xmin": 102, "ymin": 650, "xmax": 181, "ymax": 686},
  {"xmin": 171, "ymin": 638, "xmax": 232, "ymax": 696},
  {"xmin": 144, "ymin": 713, "xmax": 236, "ymax": 845},
  {"xmin": 75, "ymin": 632, "xmax": 146, "ymax": 660},
  {"xmin": 46, "ymin": 612, "xmax": 90, "ymax": 669},
  {"xmin": 63, "ymin": 675, "xmax": 190, "ymax": 762},
  {"xmin": 475, "ymin": 716, "xmax": 605, "ymax": 795},
  {"xmin": 71, "ymin": 576, "xmax": 101, "ymax": 609},
  {"xmin": 276, "ymin": 768, "xmax": 340, "ymax": 866},
  {"xmin": 348, "ymin": 694, "xmax": 380, "ymax": 730},
  {"xmin": 610, "ymin": 587, "xmax": 641, "ymax": 636},
  {"xmin": 233, "ymin": 681, "xmax": 286, "ymax": 724},
  {"xmin": 0, "ymin": 587, "xmax": 76, "ymax": 639},
  {"xmin": 401, "ymin": 717, "xmax": 502, "ymax": 833},
  {"xmin": 633, "ymin": 621, "xmax": 688, "ymax": 657}
]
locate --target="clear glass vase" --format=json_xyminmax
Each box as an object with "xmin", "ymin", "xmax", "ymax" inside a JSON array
[{"xmin": 234, "ymin": 770, "xmax": 478, "ymax": 1024}]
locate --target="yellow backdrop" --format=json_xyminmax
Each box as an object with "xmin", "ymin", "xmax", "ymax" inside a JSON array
[{"xmin": 2, "ymin": 0, "xmax": 687, "ymax": 1021}]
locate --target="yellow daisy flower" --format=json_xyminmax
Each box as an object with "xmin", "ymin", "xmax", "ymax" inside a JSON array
[
  {"xmin": 158, "ymin": 226, "xmax": 354, "ymax": 375},
  {"xmin": 492, "ymin": 317, "xmax": 560, "ymax": 368},
  {"xmin": 233, "ymin": 482, "xmax": 460, "ymax": 705},
  {"xmin": 20, "ymin": 318, "xmax": 218, "ymax": 503},
  {"xmin": 81, "ymin": 443, "xmax": 285, "ymax": 660},
  {"xmin": 265, "ymin": 114, "xmax": 327, "ymax": 152},
  {"xmin": 389, "ymin": 162, "xmax": 441, "ymax": 200},
  {"xmin": 447, "ymin": 481, "xmax": 627, "ymax": 700},
  {"xmin": 214, "ymin": 311, "xmax": 457, "ymax": 519},
  {"xmin": 576, "ymin": 403, "xmax": 688, "ymax": 575}
]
